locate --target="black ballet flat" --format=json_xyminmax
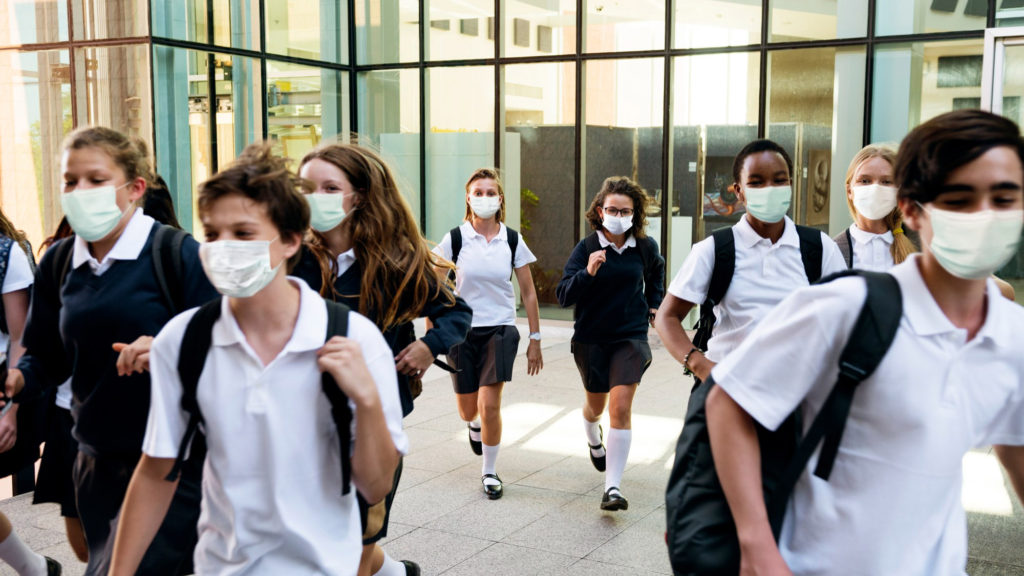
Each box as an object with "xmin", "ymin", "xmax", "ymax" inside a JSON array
[{"xmin": 482, "ymin": 473, "xmax": 503, "ymax": 500}]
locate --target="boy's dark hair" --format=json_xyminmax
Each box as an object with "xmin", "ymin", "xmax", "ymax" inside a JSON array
[
  {"xmin": 731, "ymin": 139, "xmax": 794, "ymax": 184},
  {"xmin": 197, "ymin": 142, "xmax": 310, "ymax": 270},
  {"xmin": 895, "ymin": 109, "xmax": 1024, "ymax": 204},
  {"xmin": 584, "ymin": 176, "xmax": 650, "ymax": 239}
]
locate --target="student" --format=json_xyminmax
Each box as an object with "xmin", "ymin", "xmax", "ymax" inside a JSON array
[
  {"xmin": 294, "ymin": 143, "xmax": 470, "ymax": 576},
  {"xmin": 6, "ymin": 126, "xmax": 218, "ymax": 575},
  {"xmin": 109, "ymin": 143, "xmax": 407, "ymax": 575},
  {"xmin": 705, "ymin": 109, "xmax": 1024, "ymax": 575},
  {"xmin": 433, "ymin": 168, "xmax": 544, "ymax": 499},
  {"xmin": 556, "ymin": 176, "xmax": 665, "ymax": 511},
  {"xmin": 834, "ymin": 144, "xmax": 916, "ymax": 272},
  {"xmin": 655, "ymin": 139, "xmax": 846, "ymax": 384}
]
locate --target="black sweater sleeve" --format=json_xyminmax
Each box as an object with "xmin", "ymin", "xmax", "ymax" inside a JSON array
[
  {"xmin": 16, "ymin": 241, "xmax": 71, "ymax": 402},
  {"xmin": 418, "ymin": 285, "xmax": 472, "ymax": 356},
  {"xmin": 643, "ymin": 237, "xmax": 666, "ymax": 310},
  {"xmin": 556, "ymin": 240, "xmax": 593, "ymax": 308}
]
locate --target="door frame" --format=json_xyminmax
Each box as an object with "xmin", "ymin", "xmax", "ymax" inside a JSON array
[{"xmin": 981, "ymin": 26, "xmax": 1024, "ymax": 113}]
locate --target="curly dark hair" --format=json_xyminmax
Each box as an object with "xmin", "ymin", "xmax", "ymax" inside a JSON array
[{"xmin": 584, "ymin": 176, "xmax": 649, "ymax": 239}]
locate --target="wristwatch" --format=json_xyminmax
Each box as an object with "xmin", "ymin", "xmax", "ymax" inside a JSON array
[{"xmin": 529, "ymin": 332, "xmax": 542, "ymax": 341}]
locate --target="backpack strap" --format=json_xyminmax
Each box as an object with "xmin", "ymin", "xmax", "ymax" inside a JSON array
[
  {"xmin": 506, "ymin": 227, "xmax": 519, "ymax": 280},
  {"xmin": 449, "ymin": 227, "xmax": 463, "ymax": 266},
  {"xmin": 795, "ymin": 225, "xmax": 823, "ymax": 283},
  {"xmin": 833, "ymin": 228, "xmax": 854, "ymax": 270},
  {"xmin": 166, "ymin": 299, "xmax": 222, "ymax": 481},
  {"xmin": 764, "ymin": 270, "xmax": 902, "ymax": 526},
  {"xmin": 0, "ymin": 238, "xmax": 12, "ymax": 334},
  {"xmin": 584, "ymin": 232, "xmax": 601, "ymax": 255},
  {"xmin": 692, "ymin": 228, "xmax": 736, "ymax": 351},
  {"xmin": 322, "ymin": 300, "xmax": 354, "ymax": 495},
  {"xmin": 152, "ymin": 225, "xmax": 187, "ymax": 315}
]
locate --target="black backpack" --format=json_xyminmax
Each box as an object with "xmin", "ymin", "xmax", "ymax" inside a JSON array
[
  {"xmin": 692, "ymin": 225, "xmax": 823, "ymax": 351},
  {"xmin": 0, "ymin": 237, "xmax": 36, "ymax": 338},
  {"xmin": 166, "ymin": 298, "xmax": 355, "ymax": 497},
  {"xmin": 665, "ymin": 270, "xmax": 903, "ymax": 575},
  {"xmin": 449, "ymin": 225, "xmax": 520, "ymax": 280}
]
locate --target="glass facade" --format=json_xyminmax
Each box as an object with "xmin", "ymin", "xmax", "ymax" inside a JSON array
[{"xmin": 3, "ymin": 0, "xmax": 1024, "ymax": 314}]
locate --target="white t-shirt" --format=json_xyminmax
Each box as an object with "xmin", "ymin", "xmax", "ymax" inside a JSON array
[
  {"xmin": 667, "ymin": 216, "xmax": 846, "ymax": 362},
  {"xmin": 1, "ymin": 240, "xmax": 34, "ymax": 359},
  {"xmin": 848, "ymin": 224, "xmax": 895, "ymax": 272},
  {"xmin": 712, "ymin": 254, "xmax": 1024, "ymax": 576},
  {"xmin": 434, "ymin": 222, "xmax": 537, "ymax": 327},
  {"xmin": 144, "ymin": 278, "xmax": 408, "ymax": 576}
]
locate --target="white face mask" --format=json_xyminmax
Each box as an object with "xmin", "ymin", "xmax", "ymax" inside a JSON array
[
  {"xmin": 852, "ymin": 184, "xmax": 898, "ymax": 221},
  {"xmin": 61, "ymin": 183, "xmax": 131, "ymax": 242},
  {"xmin": 469, "ymin": 196, "xmax": 501, "ymax": 219},
  {"xmin": 743, "ymin": 185, "xmax": 792, "ymax": 224},
  {"xmin": 199, "ymin": 238, "xmax": 283, "ymax": 298},
  {"xmin": 920, "ymin": 203, "xmax": 1024, "ymax": 279},
  {"xmin": 602, "ymin": 214, "xmax": 633, "ymax": 236},
  {"xmin": 306, "ymin": 193, "xmax": 347, "ymax": 232}
]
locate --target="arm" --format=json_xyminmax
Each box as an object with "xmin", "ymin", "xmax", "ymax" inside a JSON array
[
  {"xmin": 11, "ymin": 246, "xmax": 72, "ymax": 402},
  {"xmin": 995, "ymin": 445, "xmax": 1024, "ymax": 505},
  {"xmin": 515, "ymin": 264, "xmax": 544, "ymax": 375},
  {"xmin": 396, "ymin": 289, "xmax": 471, "ymax": 375},
  {"xmin": 555, "ymin": 241, "xmax": 595, "ymax": 308},
  {"xmin": 654, "ymin": 294, "xmax": 714, "ymax": 382},
  {"xmin": 109, "ymin": 456, "xmax": 179, "ymax": 576},
  {"xmin": 0, "ymin": 289, "xmax": 30, "ymax": 452}
]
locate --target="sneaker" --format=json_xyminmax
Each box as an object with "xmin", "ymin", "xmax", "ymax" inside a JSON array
[
  {"xmin": 600, "ymin": 486, "xmax": 628, "ymax": 511},
  {"xmin": 45, "ymin": 557, "xmax": 62, "ymax": 576},
  {"xmin": 588, "ymin": 425, "xmax": 606, "ymax": 472},
  {"xmin": 401, "ymin": 560, "xmax": 421, "ymax": 575},
  {"xmin": 467, "ymin": 423, "xmax": 482, "ymax": 456}
]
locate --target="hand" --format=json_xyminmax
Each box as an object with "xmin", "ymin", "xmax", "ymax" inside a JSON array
[
  {"xmin": 0, "ymin": 404, "xmax": 17, "ymax": 453},
  {"xmin": 318, "ymin": 336, "xmax": 377, "ymax": 403},
  {"xmin": 586, "ymin": 250, "xmax": 607, "ymax": 276},
  {"xmin": 527, "ymin": 339, "xmax": 543, "ymax": 375},
  {"xmin": 113, "ymin": 336, "xmax": 154, "ymax": 376},
  {"xmin": 739, "ymin": 539, "xmax": 793, "ymax": 576},
  {"xmin": 394, "ymin": 339, "xmax": 433, "ymax": 378},
  {"xmin": 648, "ymin": 307, "xmax": 657, "ymax": 327},
  {"xmin": 5, "ymin": 369, "xmax": 24, "ymax": 400},
  {"xmin": 691, "ymin": 351, "xmax": 717, "ymax": 383}
]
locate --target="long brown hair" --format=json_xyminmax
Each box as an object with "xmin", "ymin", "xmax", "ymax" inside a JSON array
[
  {"xmin": 844, "ymin": 144, "xmax": 915, "ymax": 264},
  {"xmin": 0, "ymin": 207, "xmax": 28, "ymax": 246},
  {"xmin": 300, "ymin": 143, "xmax": 455, "ymax": 330}
]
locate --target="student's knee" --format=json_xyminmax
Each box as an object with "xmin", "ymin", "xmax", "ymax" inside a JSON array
[
  {"xmin": 478, "ymin": 390, "xmax": 502, "ymax": 420},
  {"xmin": 456, "ymin": 393, "xmax": 479, "ymax": 421},
  {"xmin": 608, "ymin": 402, "xmax": 631, "ymax": 428}
]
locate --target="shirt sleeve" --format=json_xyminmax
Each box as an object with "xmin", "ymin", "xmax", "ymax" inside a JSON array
[
  {"xmin": 3, "ymin": 241, "xmax": 34, "ymax": 293},
  {"xmin": 666, "ymin": 235, "xmax": 715, "ymax": 305},
  {"xmin": 514, "ymin": 237, "xmax": 537, "ymax": 269},
  {"xmin": 142, "ymin": 310, "xmax": 196, "ymax": 459},
  {"xmin": 712, "ymin": 277, "xmax": 865, "ymax": 431},
  {"xmin": 820, "ymin": 232, "xmax": 848, "ymax": 277},
  {"xmin": 434, "ymin": 233, "xmax": 453, "ymax": 262},
  {"xmin": 347, "ymin": 313, "xmax": 409, "ymax": 456}
]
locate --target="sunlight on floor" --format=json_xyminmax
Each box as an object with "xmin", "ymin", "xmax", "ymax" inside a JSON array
[{"xmin": 962, "ymin": 451, "xmax": 1014, "ymax": 516}]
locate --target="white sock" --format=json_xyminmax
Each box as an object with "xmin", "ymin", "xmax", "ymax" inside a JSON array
[
  {"xmin": 374, "ymin": 551, "xmax": 406, "ymax": 576},
  {"xmin": 605, "ymin": 427, "xmax": 632, "ymax": 491},
  {"xmin": 583, "ymin": 417, "xmax": 602, "ymax": 446},
  {"xmin": 467, "ymin": 418, "xmax": 482, "ymax": 442},
  {"xmin": 482, "ymin": 443, "xmax": 500, "ymax": 484},
  {"xmin": 0, "ymin": 529, "xmax": 46, "ymax": 576}
]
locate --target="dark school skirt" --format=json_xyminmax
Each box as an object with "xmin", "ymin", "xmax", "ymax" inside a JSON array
[
  {"xmin": 572, "ymin": 339, "xmax": 653, "ymax": 394},
  {"xmin": 447, "ymin": 325, "xmax": 521, "ymax": 394},
  {"xmin": 33, "ymin": 406, "xmax": 78, "ymax": 518}
]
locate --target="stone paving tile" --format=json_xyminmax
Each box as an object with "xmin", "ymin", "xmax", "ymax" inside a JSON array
[
  {"xmin": 561, "ymin": 558, "xmax": 670, "ymax": 576},
  {"xmin": 440, "ymin": 542, "xmax": 577, "ymax": 576},
  {"xmin": 584, "ymin": 507, "xmax": 674, "ymax": 574},
  {"xmin": 500, "ymin": 492, "xmax": 642, "ymax": 559},
  {"xmin": 424, "ymin": 483, "xmax": 580, "ymax": 542},
  {"xmin": 380, "ymin": 527, "xmax": 492, "ymax": 576}
]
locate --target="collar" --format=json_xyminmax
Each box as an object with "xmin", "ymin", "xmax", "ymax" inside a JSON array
[
  {"xmin": 212, "ymin": 277, "xmax": 328, "ymax": 353},
  {"xmin": 596, "ymin": 230, "xmax": 636, "ymax": 249},
  {"xmin": 461, "ymin": 220, "xmax": 507, "ymax": 243},
  {"xmin": 335, "ymin": 248, "xmax": 356, "ymax": 277},
  {"xmin": 72, "ymin": 208, "xmax": 154, "ymax": 269},
  {"xmin": 849, "ymin": 224, "xmax": 894, "ymax": 246},
  {"xmin": 734, "ymin": 215, "xmax": 799, "ymax": 249}
]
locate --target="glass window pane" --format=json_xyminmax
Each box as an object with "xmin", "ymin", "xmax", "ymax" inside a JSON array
[
  {"xmin": 0, "ymin": 49, "xmax": 72, "ymax": 249},
  {"xmin": 357, "ymin": 70, "xmax": 421, "ymax": 222},
  {"xmin": 504, "ymin": 62, "xmax": 576, "ymax": 319},
  {"xmin": 769, "ymin": 0, "xmax": 866, "ymax": 42},
  {"xmin": 212, "ymin": 53, "xmax": 263, "ymax": 166},
  {"xmin": 1, "ymin": 0, "xmax": 69, "ymax": 46},
  {"xmin": 74, "ymin": 44, "xmax": 153, "ymax": 147},
  {"xmin": 425, "ymin": 66, "xmax": 494, "ymax": 241},
  {"xmin": 877, "ymin": 0, "xmax": 988, "ymax": 35},
  {"xmin": 213, "ymin": 0, "xmax": 260, "ymax": 50},
  {"xmin": 72, "ymin": 0, "xmax": 147, "ymax": 40},
  {"xmin": 267, "ymin": 62, "xmax": 350, "ymax": 162},
  {"xmin": 266, "ymin": 2, "xmax": 348, "ymax": 64},
  {"xmin": 768, "ymin": 47, "xmax": 866, "ymax": 238},
  {"xmin": 674, "ymin": 0, "xmax": 760, "ymax": 49},
  {"xmin": 152, "ymin": 0, "xmax": 207, "ymax": 43},
  {"xmin": 427, "ymin": 0, "xmax": 493, "ymax": 61},
  {"xmin": 584, "ymin": 1, "xmax": 665, "ymax": 53},
  {"xmin": 355, "ymin": 0, "xmax": 418, "ymax": 65},
  {"xmin": 505, "ymin": 0, "xmax": 576, "ymax": 56}
]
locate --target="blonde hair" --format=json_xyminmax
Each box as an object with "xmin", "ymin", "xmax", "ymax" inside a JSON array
[
  {"xmin": 844, "ymin": 144, "xmax": 915, "ymax": 264},
  {"xmin": 463, "ymin": 168, "xmax": 505, "ymax": 223}
]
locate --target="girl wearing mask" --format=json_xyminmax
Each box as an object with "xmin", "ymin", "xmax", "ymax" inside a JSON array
[
  {"xmin": 6, "ymin": 126, "xmax": 218, "ymax": 575},
  {"xmin": 556, "ymin": 176, "xmax": 665, "ymax": 511},
  {"xmin": 294, "ymin": 143, "xmax": 470, "ymax": 576},
  {"xmin": 433, "ymin": 168, "xmax": 544, "ymax": 500}
]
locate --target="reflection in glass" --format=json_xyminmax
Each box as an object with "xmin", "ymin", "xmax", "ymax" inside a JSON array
[
  {"xmin": 358, "ymin": 70, "xmax": 421, "ymax": 221},
  {"xmin": 769, "ymin": 0, "xmax": 866, "ymax": 42},
  {"xmin": 427, "ymin": 0, "xmax": 493, "ymax": 61},
  {"xmin": 267, "ymin": 61, "xmax": 349, "ymax": 161},
  {"xmin": 266, "ymin": 1, "xmax": 347, "ymax": 64},
  {"xmin": 213, "ymin": 0, "xmax": 260, "ymax": 50},
  {"xmin": 1, "ymin": 0, "xmax": 68, "ymax": 46},
  {"xmin": 673, "ymin": 0, "xmax": 760, "ymax": 49},
  {"xmin": 584, "ymin": 1, "xmax": 664, "ymax": 53},
  {"xmin": 72, "ymin": 0, "xmax": 148, "ymax": 40},
  {"xmin": 212, "ymin": 54, "xmax": 263, "ymax": 166},
  {"xmin": 877, "ymin": 0, "xmax": 987, "ymax": 35},
  {"xmin": 355, "ymin": 0, "xmax": 419, "ymax": 65},
  {"xmin": 74, "ymin": 45, "xmax": 152, "ymax": 143},
  {"xmin": 0, "ymin": 49, "xmax": 72, "ymax": 249},
  {"xmin": 505, "ymin": 0, "xmax": 576, "ymax": 56},
  {"xmin": 152, "ymin": 0, "xmax": 207, "ymax": 43}
]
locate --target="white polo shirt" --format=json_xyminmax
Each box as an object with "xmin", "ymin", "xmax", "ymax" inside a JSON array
[
  {"xmin": 434, "ymin": 222, "xmax": 536, "ymax": 327},
  {"xmin": 712, "ymin": 254, "xmax": 1024, "ymax": 576},
  {"xmin": 848, "ymin": 224, "xmax": 895, "ymax": 272},
  {"xmin": 144, "ymin": 278, "xmax": 408, "ymax": 576},
  {"xmin": 72, "ymin": 208, "xmax": 154, "ymax": 276},
  {"xmin": 1, "ymin": 239, "xmax": 34, "ymax": 359},
  {"xmin": 667, "ymin": 216, "xmax": 846, "ymax": 362}
]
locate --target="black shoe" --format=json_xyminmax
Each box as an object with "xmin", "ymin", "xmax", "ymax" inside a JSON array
[
  {"xmin": 45, "ymin": 557, "xmax": 62, "ymax": 576},
  {"xmin": 402, "ymin": 560, "xmax": 421, "ymax": 576},
  {"xmin": 588, "ymin": 425, "xmax": 606, "ymax": 472},
  {"xmin": 468, "ymin": 423, "xmax": 482, "ymax": 456},
  {"xmin": 600, "ymin": 487, "xmax": 628, "ymax": 511},
  {"xmin": 482, "ymin": 473, "xmax": 503, "ymax": 499}
]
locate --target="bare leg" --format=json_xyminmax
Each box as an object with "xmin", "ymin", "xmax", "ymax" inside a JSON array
[
  {"xmin": 65, "ymin": 517, "xmax": 89, "ymax": 562},
  {"xmin": 478, "ymin": 384, "xmax": 504, "ymax": 446}
]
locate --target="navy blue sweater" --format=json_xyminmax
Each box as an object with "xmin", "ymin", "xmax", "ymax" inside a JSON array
[
  {"xmin": 18, "ymin": 224, "xmax": 218, "ymax": 456},
  {"xmin": 294, "ymin": 246, "xmax": 472, "ymax": 416},
  {"xmin": 556, "ymin": 234, "xmax": 665, "ymax": 344}
]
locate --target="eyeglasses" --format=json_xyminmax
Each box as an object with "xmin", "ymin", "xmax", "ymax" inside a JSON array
[{"xmin": 602, "ymin": 207, "xmax": 634, "ymax": 217}]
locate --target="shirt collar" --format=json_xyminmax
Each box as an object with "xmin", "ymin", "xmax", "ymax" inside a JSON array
[
  {"xmin": 461, "ymin": 221, "xmax": 507, "ymax": 242},
  {"xmin": 72, "ymin": 208, "xmax": 154, "ymax": 269},
  {"xmin": 212, "ymin": 277, "xmax": 328, "ymax": 353},
  {"xmin": 335, "ymin": 248, "xmax": 356, "ymax": 277},
  {"xmin": 849, "ymin": 225, "xmax": 894, "ymax": 246},
  {"xmin": 733, "ymin": 215, "xmax": 799, "ymax": 249},
  {"xmin": 596, "ymin": 230, "xmax": 637, "ymax": 249}
]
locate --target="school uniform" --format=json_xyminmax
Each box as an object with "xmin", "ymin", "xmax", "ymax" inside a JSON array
[
  {"xmin": 32, "ymin": 379, "xmax": 78, "ymax": 518},
  {"xmin": 434, "ymin": 222, "xmax": 536, "ymax": 392},
  {"xmin": 668, "ymin": 216, "xmax": 846, "ymax": 363},
  {"xmin": 17, "ymin": 209, "xmax": 218, "ymax": 575},
  {"xmin": 0, "ymin": 238, "xmax": 33, "ymax": 357},
  {"xmin": 143, "ymin": 277, "xmax": 409, "ymax": 576},
  {"xmin": 841, "ymin": 224, "xmax": 895, "ymax": 272},
  {"xmin": 712, "ymin": 253, "xmax": 1024, "ymax": 576},
  {"xmin": 557, "ymin": 231, "xmax": 665, "ymax": 392}
]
